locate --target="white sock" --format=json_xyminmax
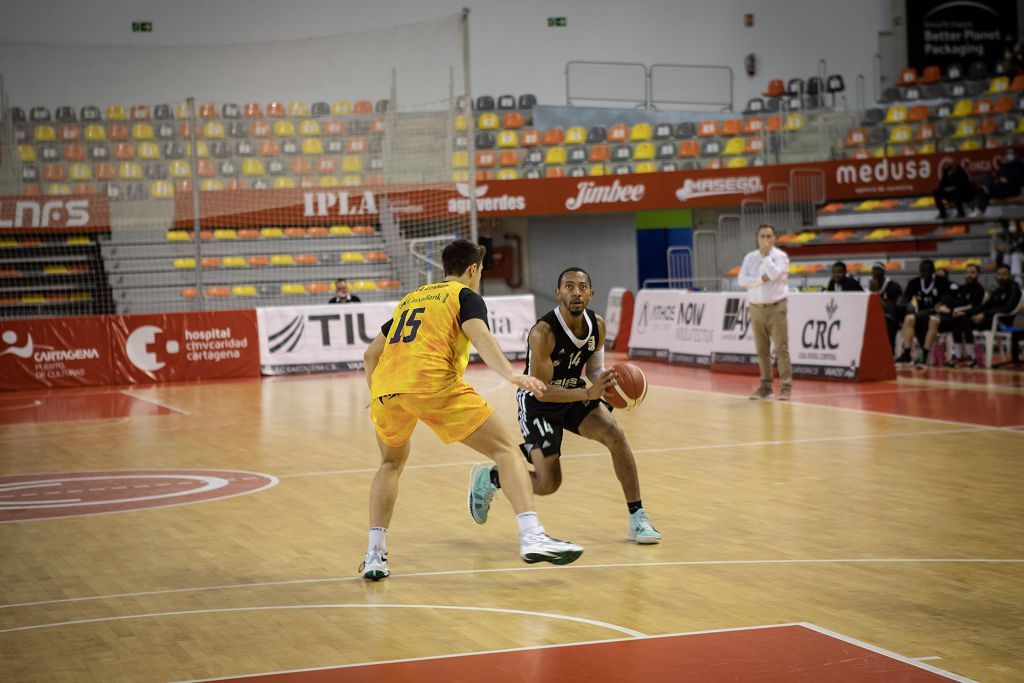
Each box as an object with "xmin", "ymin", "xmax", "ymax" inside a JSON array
[
  {"xmin": 515, "ymin": 511, "xmax": 543, "ymax": 538},
  {"xmin": 956, "ymin": 343, "xmax": 964, "ymax": 357},
  {"xmin": 368, "ymin": 526, "xmax": 387, "ymax": 551}
]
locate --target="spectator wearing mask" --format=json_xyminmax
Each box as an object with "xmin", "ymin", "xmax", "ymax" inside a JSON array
[
  {"xmin": 869, "ymin": 262, "xmax": 903, "ymax": 352},
  {"xmin": 928, "ymin": 263, "xmax": 986, "ymax": 367},
  {"xmin": 896, "ymin": 259, "xmax": 950, "ymax": 365},
  {"xmin": 974, "ymin": 150, "xmax": 1024, "ymax": 216},
  {"xmin": 825, "ymin": 261, "xmax": 864, "ymax": 292},
  {"xmin": 933, "ymin": 159, "xmax": 975, "ymax": 220}
]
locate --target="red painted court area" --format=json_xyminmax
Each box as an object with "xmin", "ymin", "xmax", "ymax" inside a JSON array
[
  {"xmin": 210, "ymin": 624, "xmax": 965, "ymax": 682},
  {"xmin": 0, "ymin": 390, "xmax": 177, "ymax": 425}
]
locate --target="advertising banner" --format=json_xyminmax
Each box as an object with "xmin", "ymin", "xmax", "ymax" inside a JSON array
[
  {"xmin": 0, "ymin": 316, "xmax": 113, "ymax": 390},
  {"xmin": 257, "ymin": 295, "xmax": 536, "ymax": 375},
  {"xmin": 109, "ymin": 310, "xmax": 260, "ymax": 384},
  {"xmin": 627, "ymin": 289, "xmax": 686, "ymax": 360},
  {"xmin": 172, "ymin": 149, "xmax": 1007, "ymax": 226},
  {"xmin": 604, "ymin": 287, "xmax": 627, "ymax": 350},
  {"xmin": 906, "ymin": 0, "xmax": 1015, "ymax": 71},
  {"xmin": 0, "ymin": 195, "xmax": 110, "ymax": 234},
  {"xmin": 667, "ymin": 293, "xmax": 724, "ymax": 367}
]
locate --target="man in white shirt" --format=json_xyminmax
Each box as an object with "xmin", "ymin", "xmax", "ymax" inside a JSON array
[{"xmin": 737, "ymin": 224, "xmax": 792, "ymax": 400}]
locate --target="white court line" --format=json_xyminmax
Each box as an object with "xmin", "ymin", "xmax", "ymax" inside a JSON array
[
  {"xmin": 0, "ymin": 602, "xmax": 647, "ymax": 638},
  {"xmin": 274, "ymin": 423, "xmax": 1000, "ymax": 479},
  {"xmin": 915, "ymin": 656, "xmax": 943, "ymax": 661},
  {"xmin": 3, "ymin": 557, "xmax": 1021, "ymax": 610},
  {"xmin": 175, "ymin": 621, "xmax": 971, "ymax": 683},
  {"xmin": 119, "ymin": 391, "xmax": 191, "ymax": 415},
  {"xmin": 798, "ymin": 622, "xmax": 974, "ymax": 682}
]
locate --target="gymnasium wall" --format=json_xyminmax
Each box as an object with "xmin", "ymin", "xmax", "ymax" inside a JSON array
[{"xmin": 1, "ymin": 0, "xmax": 889, "ymax": 111}]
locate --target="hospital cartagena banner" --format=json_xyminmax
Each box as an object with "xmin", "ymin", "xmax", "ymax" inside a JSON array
[
  {"xmin": 256, "ymin": 295, "xmax": 536, "ymax": 375},
  {"xmin": 628, "ymin": 291, "xmax": 895, "ymax": 382},
  {"xmin": 0, "ymin": 316, "xmax": 113, "ymax": 390},
  {"xmin": 109, "ymin": 310, "xmax": 261, "ymax": 384}
]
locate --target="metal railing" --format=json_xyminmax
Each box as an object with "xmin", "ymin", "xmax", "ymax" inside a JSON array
[{"xmin": 566, "ymin": 61, "xmax": 733, "ymax": 111}]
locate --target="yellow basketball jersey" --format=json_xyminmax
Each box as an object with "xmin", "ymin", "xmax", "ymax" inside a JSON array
[{"xmin": 370, "ymin": 281, "xmax": 475, "ymax": 398}]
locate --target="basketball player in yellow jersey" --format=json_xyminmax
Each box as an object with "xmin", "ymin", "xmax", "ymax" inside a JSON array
[{"xmin": 360, "ymin": 240, "xmax": 584, "ymax": 580}]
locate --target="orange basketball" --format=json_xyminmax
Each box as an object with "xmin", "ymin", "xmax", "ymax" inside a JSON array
[{"xmin": 603, "ymin": 363, "xmax": 648, "ymax": 410}]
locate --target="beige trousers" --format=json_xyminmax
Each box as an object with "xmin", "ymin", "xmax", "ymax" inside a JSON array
[{"xmin": 749, "ymin": 300, "xmax": 792, "ymax": 387}]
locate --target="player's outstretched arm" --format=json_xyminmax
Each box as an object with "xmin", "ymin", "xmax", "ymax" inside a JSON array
[
  {"xmin": 363, "ymin": 333, "xmax": 386, "ymax": 389},
  {"xmin": 462, "ymin": 318, "xmax": 545, "ymax": 398}
]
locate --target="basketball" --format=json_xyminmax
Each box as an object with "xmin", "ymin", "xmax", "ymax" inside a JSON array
[{"xmin": 603, "ymin": 363, "xmax": 648, "ymax": 410}]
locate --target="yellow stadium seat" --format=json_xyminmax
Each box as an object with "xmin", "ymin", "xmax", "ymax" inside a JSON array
[
  {"xmin": 477, "ymin": 112, "xmax": 499, "ymax": 130},
  {"xmin": 34, "ymin": 125, "xmax": 56, "ymax": 142},
  {"xmin": 917, "ymin": 142, "xmax": 936, "ymax": 154},
  {"xmin": 341, "ymin": 175, "xmax": 361, "ymax": 187},
  {"xmin": 203, "ymin": 122, "xmax": 225, "ymax": 139},
  {"xmin": 884, "ymin": 105, "xmax": 907, "ymax": 123},
  {"xmin": 260, "ymin": 227, "xmax": 284, "ymax": 238},
  {"xmin": 137, "ymin": 142, "xmax": 160, "ymax": 160},
  {"xmin": 169, "ymin": 161, "xmax": 191, "ymax": 178},
  {"xmin": 299, "ymin": 119, "xmax": 321, "ymax": 136},
  {"xmin": 200, "ymin": 179, "xmax": 225, "ymax": 191},
  {"xmin": 497, "ymin": 130, "xmax": 519, "ymax": 148},
  {"xmin": 173, "ymin": 258, "xmax": 196, "ymax": 269},
  {"xmin": 273, "ymin": 120, "xmax": 296, "ymax": 137},
  {"xmin": 318, "ymin": 176, "xmax": 341, "ymax": 187},
  {"xmin": 351, "ymin": 280, "xmax": 378, "ymax": 291},
  {"xmin": 633, "ymin": 161, "xmax": 657, "ymax": 173},
  {"xmin": 193, "ymin": 141, "xmax": 209, "ymax": 158},
  {"xmin": 545, "ymin": 147, "xmax": 567, "ymax": 164},
  {"xmin": 167, "ymin": 230, "xmax": 190, "ymax": 241},
  {"xmin": 496, "ymin": 169, "xmax": 519, "ymax": 180},
  {"xmin": 84, "ymin": 124, "xmax": 106, "ymax": 141},
  {"xmin": 909, "ymin": 196, "xmax": 934, "ymax": 208},
  {"xmin": 271, "ymin": 254, "xmax": 295, "ymax": 265},
  {"xmin": 588, "ymin": 164, "xmax": 606, "ymax": 176},
  {"xmin": 174, "ymin": 102, "xmax": 190, "ymax": 119},
  {"xmin": 565, "ymin": 127, "xmax": 587, "ymax": 145},
  {"xmin": 217, "ymin": 256, "xmax": 243, "ymax": 267},
  {"xmin": 273, "ymin": 177, "xmax": 296, "ymax": 189},
  {"xmin": 629, "ymin": 123, "xmax": 652, "ymax": 141},
  {"xmin": 241, "ymin": 159, "xmax": 265, "ymax": 176},
  {"xmin": 454, "ymin": 114, "xmax": 467, "ymax": 131},
  {"xmin": 301, "ymin": 138, "xmax": 324, "ymax": 155},
  {"xmin": 785, "ymin": 113, "xmax": 806, "ymax": 131},
  {"xmin": 723, "ymin": 137, "xmax": 746, "ymax": 155},
  {"xmin": 451, "ymin": 170, "xmax": 469, "ymax": 182},
  {"xmin": 214, "ymin": 229, "xmax": 237, "ymax": 239},
  {"xmin": 958, "ymin": 139, "xmax": 981, "ymax": 151},
  {"xmin": 47, "ymin": 184, "xmax": 72, "ymax": 196},
  {"xmin": 341, "ymin": 155, "xmax": 363, "ymax": 172},
  {"xmin": 341, "ymin": 252, "xmax": 365, "ymax": 263},
  {"xmin": 952, "ymin": 120, "xmax": 978, "ymax": 138},
  {"xmin": 132, "ymin": 123, "xmax": 154, "ymax": 141},
  {"xmin": 987, "ymin": 76, "xmax": 1009, "ymax": 94},
  {"xmin": 281, "ymin": 283, "xmax": 307, "ymax": 295},
  {"xmin": 150, "ymin": 180, "xmax": 174, "ymax": 198},
  {"xmin": 888, "ymin": 125, "xmax": 912, "ymax": 143},
  {"xmin": 331, "ymin": 101, "xmax": 352, "ymax": 116},
  {"xmin": 632, "ymin": 142, "xmax": 655, "ymax": 160},
  {"xmin": 119, "ymin": 162, "xmax": 143, "ymax": 180},
  {"xmin": 329, "ymin": 225, "xmax": 353, "ymax": 235},
  {"xmin": 287, "ymin": 101, "xmax": 309, "ymax": 117},
  {"xmin": 18, "ymin": 145, "xmax": 36, "ymax": 163},
  {"xmin": 231, "ymin": 285, "xmax": 258, "ymax": 297},
  {"xmin": 105, "ymin": 105, "xmax": 127, "ymax": 120},
  {"xmin": 726, "ymin": 156, "xmax": 749, "ymax": 168},
  {"xmin": 452, "ymin": 151, "xmax": 469, "ymax": 168},
  {"xmin": 68, "ymin": 163, "xmax": 92, "ymax": 180},
  {"xmin": 855, "ymin": 200, "xmax": 881, "ymax": 212},
  {"xmin": 950, "ymin": 99, "xmax": 973, "ymax": 118}
]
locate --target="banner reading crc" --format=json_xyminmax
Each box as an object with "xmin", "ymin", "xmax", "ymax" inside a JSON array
[
  {"xmin": 0, "ymin": 316, "xmax": 113, "ymax": 390},
  {"xmin": 109, "ymin": 310, "xmax": 260, "ymax": 384},
  {"xmin": 171, "ymin": 148, "xmax": 1008, "ymax": 226}
]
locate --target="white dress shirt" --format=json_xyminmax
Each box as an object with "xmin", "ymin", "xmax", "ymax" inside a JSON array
[{"xmin": 738, "ymin": 246, "xmax": 789, "ymax": 304}]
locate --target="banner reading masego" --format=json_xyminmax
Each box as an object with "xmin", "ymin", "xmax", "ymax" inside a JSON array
[
  {"xmin": 109, "ymin": 310, "xmax": 260, "ymax": 384},
  {"xmin": 0, "ymin": 316, "xmax": 113, "ymax": 390},
  {"xmin": 173, "ymin": 149, "xmax": 1008, "ymax": 225}
]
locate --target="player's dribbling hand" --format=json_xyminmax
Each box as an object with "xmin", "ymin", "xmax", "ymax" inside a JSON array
[
  {"xmin": 586, "ymin": 369, "xmax": 617, "ymax": 400},
  {"xmin": 511, "ymin": 374, "xmax": 546, "ymax": 397}
]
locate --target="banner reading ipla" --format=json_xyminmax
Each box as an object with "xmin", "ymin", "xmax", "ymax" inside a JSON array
[
  {"xmin": 628, "ymin": 291, "xmax": 894, "ymax": 381},
  {"xmin": 257, "ymin": 295, "xmax": 537, "ymax": 375},
  {"xmin": 109, "ymin": 310, "xmax": 260, "ymax": 384},
  {"xmin": 0, "ymin": 317, "xmax": 113, "ymax": 390}
]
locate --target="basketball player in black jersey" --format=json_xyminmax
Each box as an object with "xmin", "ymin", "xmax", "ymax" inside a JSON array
[
  {"xmin": 895, "ymin": 259, "xmax": 951, "ymax": 366},
  {"xmin": 467, "ymin": 267, "xmax": 661, "ymax": 543}
]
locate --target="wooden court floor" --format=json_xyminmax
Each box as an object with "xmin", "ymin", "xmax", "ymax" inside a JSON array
[{"xmin": 1, "ymin": 359, "xmax": 1022, "ymax": 681}]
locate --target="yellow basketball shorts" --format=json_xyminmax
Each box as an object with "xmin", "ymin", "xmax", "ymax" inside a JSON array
[{"xmin": 371, "ymin": 380, "xmax": 494, "ymax": 447}]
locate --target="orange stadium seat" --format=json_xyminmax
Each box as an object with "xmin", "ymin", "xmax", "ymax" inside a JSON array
[
  {"xmin": 918, "ymin": 65, "xmax": 941, "ymax": 85},
  {"xmin": 130, "ymin": 104, "xmax": 151, "ymax": 121},
  {"xmin": 244, "ymin": 103, "xmax": 264, "ymax": 118},
  {"xmin": 607, "ymin": 123, "xmax": 628, "ymax": 142},
  {"xmin": 58, "ymin": 124, "xmax": 80, "ymax": 142},
  {"xmin": 696, "ymin": 120, "xmax": 718, "ymax": 137},
  {"xmin": 542, "ymin": 128, "xmax": 565, "ymax": 145},
  {"xmin": 503, "ymin": 112, "xmax": 525, "ymax": 129},
  {"xmin": 898, "ymin": 67, "xmax": 917, "ymax": 85},
  {"xmin": 520, "ymin": 129, "xmax": 540, "ymax": 146},
  {"xmin": 742, "ymin": 117, "xmax": 764, "ymax": 134},
  {"xmin": 845, "ymin": 128, "xmax": 868, "ymax": 147}
]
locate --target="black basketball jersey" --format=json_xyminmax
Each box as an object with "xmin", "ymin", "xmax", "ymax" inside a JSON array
[
  {"xmin": 904, "ymin": 276, "xmax": 949, "ymax": 312},
  {"xmin": 524, "ymin": 307, "xmax": 600, "ymax": 391}
]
